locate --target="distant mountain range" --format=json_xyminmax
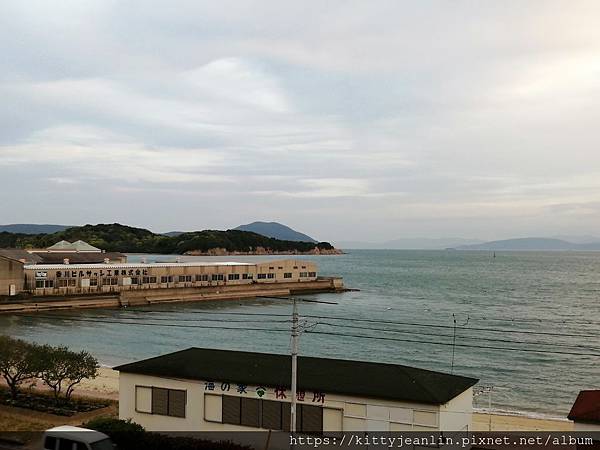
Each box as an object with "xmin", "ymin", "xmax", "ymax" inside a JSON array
[
  {"xmin": 335, "ymin": 238, "xmax": 485, "ymax": 250},
  {"xmin": 234, "ymin": 221, "xmax": 318, "ymax": 243},
  {"xmin": 455, "ymin": 238, "xmax": 600, "ymax": 251},
  {"xmin": 0, "ymin": 224, "xmax": 71, "ymax": 234}
]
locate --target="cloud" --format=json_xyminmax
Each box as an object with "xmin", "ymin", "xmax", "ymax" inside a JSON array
[{"xmin": 1, "ymin": 1, "xmax": 600, "ymax": 239}]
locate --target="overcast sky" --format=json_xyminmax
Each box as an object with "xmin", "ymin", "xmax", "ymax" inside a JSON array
[{"xmin": 1, "ymin": 1, "xmax": 600, "ymax": 242}]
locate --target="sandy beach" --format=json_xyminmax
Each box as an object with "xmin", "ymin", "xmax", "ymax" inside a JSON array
[{"xmin": 76, "ymin": 368, "xmax": 572, "ymax": 431}]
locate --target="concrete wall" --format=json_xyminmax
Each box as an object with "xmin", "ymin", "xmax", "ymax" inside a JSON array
[
  {"xmin": 573, "ymin": 421, "xmax": 600, "ymax": 432},
  {"xmin": 439, "ymin": 387, "xmax": 473, "ymax": 431},
  {"xmin": 119, "ymin": 372, "xmax": 472, "ymax": 432},
  {"xmin": 0, "ymin": 256, "xmax": 24, "ymax": 296}
]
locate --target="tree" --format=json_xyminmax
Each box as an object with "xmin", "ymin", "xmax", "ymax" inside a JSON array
[
  {"xmin": 64, "ymin": 350, "xmax": 99, "ymax": 403},
  {"xmin": 0, "ymin": 336, "xmax": 42, "ymax": 399},
  {"xmin": 39, "ymin": 346, "xmax": 99, "ymax": 405}
]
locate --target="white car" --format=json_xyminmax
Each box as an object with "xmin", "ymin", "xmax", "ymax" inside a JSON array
[{"xmin": 42, "ymin": 426, "xmax": 115, "ymax": 450}]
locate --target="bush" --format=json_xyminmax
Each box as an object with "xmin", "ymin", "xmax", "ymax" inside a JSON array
[
  {"xmin": 85, "ymin": 418, "xmax": 146, "ymax": 449},
  {"xmin": 85, "ymin": 418, "xmax": 252, "ymax": 450}
]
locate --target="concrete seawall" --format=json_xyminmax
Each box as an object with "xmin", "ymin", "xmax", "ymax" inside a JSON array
[{"xmin": 0, "ymin": 277, "xmax": 346, "ymax": 314}]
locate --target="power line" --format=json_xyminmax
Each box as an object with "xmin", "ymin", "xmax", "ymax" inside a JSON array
[
  {"xmin": 81, "ymin": 315, "xmax": 290, "ymax": 324},
  {"xmin": 25, "ymin": 312, "xmax": 597, "ymax": 351},
  {"xmin": 20, "ymin": 309, "xmax": 600, "ymax": 339},
  {"xmin": 305, "ymin": 329, "xmax": 600, "ymax": 357},
  {"xmin": 131, "ymin": 309, "xmax": 290, "ymax": 317},
  {"xmin": 17, "ymin": 314, "xmax": 290, "ymax": 333},
  {"xmin": 113, "ymin": 308, "xmax": 600, "ymax": 339},
  {"xmin": 17, "ymin": 313, "xmax": 600, "ymax": 358},
  {"xmin": 302, "ymin": 314, "xmax": 600, "ymax": 339},
  {"xmin": 316, "ymin": 321, "xmax": 600, "ymax": 351}
]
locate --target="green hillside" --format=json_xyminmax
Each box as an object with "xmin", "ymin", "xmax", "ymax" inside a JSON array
[{"xmin": 0, "ymin": 223, "xmax": 335, "ymax": 254}]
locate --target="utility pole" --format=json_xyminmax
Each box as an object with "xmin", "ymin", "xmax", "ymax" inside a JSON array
[{"xmin": 290, "ymin": 297, "xmax": 299, "ymax": 433}]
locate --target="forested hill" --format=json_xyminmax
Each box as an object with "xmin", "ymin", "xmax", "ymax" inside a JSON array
[{"xmin": 0, "ymin": 223, "xmax": 337, "ymax": 255}]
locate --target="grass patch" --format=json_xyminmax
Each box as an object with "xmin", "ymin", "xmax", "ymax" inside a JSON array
[
  {"xmin": 0, "ymin": 387, "xmax": 111, "ymax": 416},
  {"xmin": 0, "ymin": 410, "xmax": 51, "ymax": 431}
]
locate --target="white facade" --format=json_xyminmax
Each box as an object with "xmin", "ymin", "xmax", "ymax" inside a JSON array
[
  {"xmin": 118, "ymin": 372, "xmax": 474, "ymax": 432},
  {"xmin": 573, "ymin": 421, "xmax": 600, "ymax": 432}
]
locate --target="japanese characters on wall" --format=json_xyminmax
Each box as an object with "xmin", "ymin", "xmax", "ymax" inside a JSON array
[{"xmin": 204, "ymin": 381, "xmax": 326, "ymax": 404}]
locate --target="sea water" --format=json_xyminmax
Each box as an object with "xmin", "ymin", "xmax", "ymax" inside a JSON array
[{"xmin": 1, "ymin": 250, "xmax": 599, "ymax": 417}]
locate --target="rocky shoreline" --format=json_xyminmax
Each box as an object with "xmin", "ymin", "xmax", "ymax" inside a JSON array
[{"xmin": 183, "ymin": 246, "xmax": 344, "ymax": 256}]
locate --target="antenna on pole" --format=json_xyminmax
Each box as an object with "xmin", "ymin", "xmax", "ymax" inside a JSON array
[
  {"xmin": 451, "ymin": 313, "xmax": 469, "ymax": 374},
  {"xmin": 473, "ymin": 385, "xmax": 494, "ymax": 431}
]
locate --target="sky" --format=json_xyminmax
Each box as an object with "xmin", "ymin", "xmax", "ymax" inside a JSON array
[{"xmin": 1, "ymin": 1, "xmax": 600, "ymax": 243}]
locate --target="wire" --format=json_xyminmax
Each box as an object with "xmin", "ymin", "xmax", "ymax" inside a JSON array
[
  {"xmin": 127, "ymin": 308, "xmax": 600, "ymax": 339},
  {"xmin": 131, "ymin": 309, "xmax": 290, "ymax": 317},
  {"xmin": 67, "ymin": 315, "xmax": 290, "ymax": 324},
  {"xmin": 305, "ymin": 329, "xmax": 600, "ymax": 357},
  {"xmin": 17, "ymin": 314, "xmax": 290, "ymax": 333},
  {"xmin": 302, "ymin": 314, "xmax": 600, "ymax": 339},
  {"xmin": 16, "ymin": 314, "xmax": 600, "ymax": 358},
  {"xmin": 315, "ymin": 321, "xmax": 600, "ymax": 352}
]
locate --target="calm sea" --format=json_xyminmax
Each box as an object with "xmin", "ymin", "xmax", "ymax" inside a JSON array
[{"xmin": 2, "ymin": 250, "xmax": 600, "ymax": 417}]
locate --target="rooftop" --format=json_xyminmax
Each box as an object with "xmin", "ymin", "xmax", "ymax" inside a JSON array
[
  {"xmin": 568, "ymin": 390, "xmax": 600, "ymax": 424},
  {"xmin": 0, "ymin": 249, "xmax": 43, "ymax": 264},
  {"xmin": 46, "ymin": 240, "xmax": 101, "ymax": 252},
  {"xmin": 31, "ymin": 252, "xmax": 126, "ymax": 264},
  {"xmin": 115, "ymin": 347, "xmax": 478, "ymax": 405}
]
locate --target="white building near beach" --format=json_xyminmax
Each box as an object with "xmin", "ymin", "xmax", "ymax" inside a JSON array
[{"xmin": 116, "ymin": 347, "xmax": 478, "ymax": 432}]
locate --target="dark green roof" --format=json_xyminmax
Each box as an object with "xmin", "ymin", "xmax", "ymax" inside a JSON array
[{"xmin": 115, "ymin": 347, "xmax": 478, "ymax": 405}]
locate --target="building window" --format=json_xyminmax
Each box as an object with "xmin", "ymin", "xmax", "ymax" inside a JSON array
[
  {"xmin": 68, "ymin": 279, "xmax": 77, "ymax": 287},
  {"xmin": 222, "ymin": 396, "xmax": 260, "ymax": 428},
  {"xmin": 267, "ymin": 273, "xmax": 275, "ymax": 279},
  {"xmin": 142, "ymin": 276, "xmax": 157, "ymax": 284},
  {"xmin": 242, "ymin": 273, "xmax": 253, "ymax": 280},
  {"xmin": 228, "ymin": 274, "xmax": 240, "ymax": 280},
  {"xmin": 131, "ymin": 277, "xmax": 139, "ymax": 285},
  {"xmin": 278, "ymin": 266, "xmax": 283, "ymax": 270},
  {"xmin": 262, "ymin": 400, "xmax": 284, "ymax": 430},
  {"xmin": 35, "ymin": 280, "xmax": 54, "ymax": 288},
  {"xmin": 257, "ymin": 273, "xmax": 267, "ymax": 279},
  {"xmin": 178, "ymin": 275, "xmax": 192, "ymax": 282},
  {"xmin": 102, "ymin": 277, "xmax": 118, "ymax": 286},
  {"xmin": 195, "ymin": 274, "xmax": 209, "ymax": 282},
  {"xmin": 161, "ymin": 276, "xmax": 173, "ymax": 283},
  {"xmin": 211, "ymin": 274, "xmax": 224, "ymax": 281},
  {"xmin": 300, "ymin": 272, "xmax": 308, "ymax": 278},
  {"xmin": 58, "ymin": 279, "xmax": 68, "ymax": 287},
  {"xmin": 308, "ymin": 272, "xmax": 316, "ymax": 277},
  {"xmin": 151, "ymin": 387, "xmax": 186, "ymax": 418},
  {"xmin": 89, "ymin": 278, "xmax": 98, "ymax": 286},
  {"xmin": 283, "ymin": 273, "xmax": 292, "ymax": 279},
  {"xmin": 220, "ymin": 395, "xmax": 322, "ymax": 432}
]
